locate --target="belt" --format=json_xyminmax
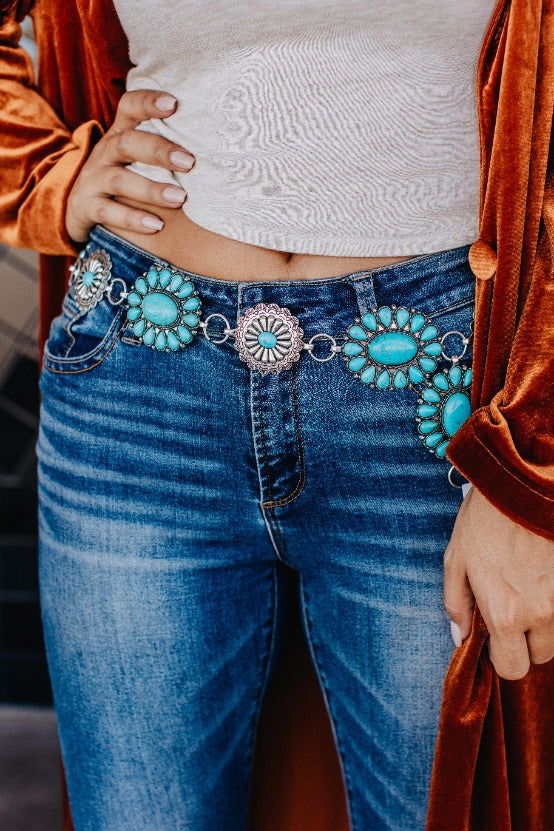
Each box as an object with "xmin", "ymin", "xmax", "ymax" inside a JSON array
[{"xmin": 69, "ymin": 246, "xmax": 473, "ymax": 465}]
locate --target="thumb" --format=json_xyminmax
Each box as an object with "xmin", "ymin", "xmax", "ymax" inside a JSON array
[{"xmin": 443, "ymin": 543, "xmax": 475, "ymax": 647}]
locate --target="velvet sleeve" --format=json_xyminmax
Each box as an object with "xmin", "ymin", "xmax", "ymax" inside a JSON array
[
  {"xmin": 0, "ymin": 1, "xmax": 104, "ymax": 255},
  {"xmin": 447, "ymin": 170, "xmax": 554, "ymax": 541}
]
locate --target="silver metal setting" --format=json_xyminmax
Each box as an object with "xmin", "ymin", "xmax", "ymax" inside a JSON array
[
  {"xmin": 234, "ymin": 303, "xmax": 304, "ymax": 374},
  {"xmin": 202, "ymin": 313, "xmax": 233, "ymax": 344},
  {"xmin": 106, "ymin": 277, "xmax": 128, "ymax": 306},
  {"xmin": 304, "ymin": 333, "xmax": 340, "ymax": 362},
  {"xmin": 69, "ymin": 249, "xmax": 112, "ymax": 312},
  {"xmin": 440, "ymin": 330, "xmax": 470, "ymax": 364}
]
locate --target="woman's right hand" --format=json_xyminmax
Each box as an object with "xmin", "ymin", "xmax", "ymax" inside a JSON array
[{"xmin": 65, "ymin": 90, "xmax": 195, "ymax": 244}]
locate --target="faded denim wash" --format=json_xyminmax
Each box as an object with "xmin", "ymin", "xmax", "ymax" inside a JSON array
[{"xmin": 37, "ymin": 225, "xmax": 475, "ymax": 831}]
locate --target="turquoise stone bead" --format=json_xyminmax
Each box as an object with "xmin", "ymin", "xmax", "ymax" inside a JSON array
[
  {"xmin": 184, "ymin": 296, "xmax": 201, "ymax": 311},
  {"xmin": 442, "ymin": 391, "xmax": 471, "ymax": 437},
  {"xmin": 393, "ymin": 370, "xmax": 407, "ymax": 389},
  {"xmin": 167, "ymin": 331, "xmax": 181, "ymax": 351},
  {"xmin": 348, "ymin": 324, "xmax": 368, "ymax": 341},
  {"xmin": 348, "ymin": 356, "xmax": 367, "ymax": 372},
  {"xmin": 463, "ymin": 368, "xmax": 472, "ymax": 387},
  {"xmin": 395, "ymin": 308, "xmax": 410, "ymax": 328},
  {"xmin": 127, "ymin": 307, "xmax": 141, "ymax": 321},
  {"xmin": 183, "ymin": 313, "xmax": 199, "ymax": 328},
  {"xmin": 378, "ymin": 307, "xmax": 392, "ymax": 327},
  {"xmin": 147, "ymin": 268, "xmax": 159, "ymax": 288},
  {"xmin": 418, "ymin": 356, "xmax": 436, "ymax": 373},
  {"xmin": 425, "ymin": 432, "xmax": 442, "ymax": 448},
  {"xmin": 422, "ymin": 342, "xmax": 442, "ymax": 356},
  {"xmin": 376, "ymin": 369, "xmax": 391, "ymax": 389},
  {"xmin": 343, "ymin": 341, "xmax": 364, "ymax": 357},
  {"xmin": 82, "ymin": 270, "xmax": 95, "ymax": 287},
  {"xmin": 423, "ymin": 388, "xmax": 441, "ymax": 403},
  {"xmin": 143, "ymin": 326, "xmax": 155, "ymax": 346},
  {"xmin": 420, "ymin": 325, "xmax": 438, "ymax": 341},
  {"xmin": 170, "ymin": 274, "xmax": 184, "ymax": 291},
  {"xmin": 132, "ymin": 318, "xmax": 146, "ymax": 336},
  {"xmin": 127, "ymin": 291, "xmax": 142, "ymax": 306},
  {"xmin": 361, "ymin": 312, "xmax": 377, "ymax": 331},
  {"xmin": 258, "ymin": 331, "xmax": 277, "ymax": 348},
  {"xmin": 155, "ymin": 330, "xmax": 167, "ymax": 351},
  {"xmin": 408, "ymin": 366, "xmax": 424, "ymax": 383},
  {"xmin": 368, "ymin": 332, "xmax": 418, "ymax": 366},
  {"xmin": 134, "ymin": 277, "xmax": 148, "ymax": 295},
  {"xmin": 141, "ymin": 292, "xmax": 179, "ymax": 327},
  {"xmin": 177, "ymin": 325, "xmax": 192, "ymax": 343},
  {"xmin": 177, "ymin": 282, "xmax": 194, "ymax": 298},
  {"xmin": 448, "ymin": 365, "xmax": 462, "ymax": 386},
  {"xmin": 435, "ymin": 440, "xmax": 450, "ymax": 459},
  {"xmin": 418, "ymin": 404, "xmax": 438, "ymax": 418},
  {"xmin": 410, "ymin": 314, "xmax": 426, "ymax": 332},
  {"xmin": 360, "ymin": 365, "xmax": 376, "ymax": 384},
  {"xmin": 419, "ymin": 419, "xmax": 439, "ymax": 435},
  {"xmin": 158, "ymin": 267, "xmax": 172, "ymax": 288},
  {"xmin": 433, "ymin": 373, "xmax": 449, "ymax": 391}
]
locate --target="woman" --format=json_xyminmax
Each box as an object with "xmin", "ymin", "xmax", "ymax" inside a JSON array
[{"xmin": 1, "ymin": 1, "xmax": 553, "ymax": 830}]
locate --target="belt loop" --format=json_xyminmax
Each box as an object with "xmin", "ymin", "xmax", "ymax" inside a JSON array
[{"xmin": 346, "ymin": 273, "xmax": 377, "ymax": 319}]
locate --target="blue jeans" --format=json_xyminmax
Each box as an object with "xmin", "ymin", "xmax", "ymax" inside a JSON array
[{"xmin": 37, "ymin": 225, "xmax": 475, "ymax": 831}]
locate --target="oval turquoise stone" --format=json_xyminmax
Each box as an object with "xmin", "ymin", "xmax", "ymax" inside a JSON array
[
  {"xmin": 410, "ymin": 314, "xmax": 426, "ymax": 332},
  {"xmin": 82, "ymin": 270, "xmax": 95, "ymax": 287},
  {"xmin": 348, "ymin": 356, "xmax": 367, "ymax": 372},
  {"xmin": 395, "ymin": 308, "xmax": 410, "ymax": 328},
  {"xmin": 463, "ymin": 368, "xmax": 472, "ymax": 387},
  {"xmin": 376, "ymin": 369, "xmax": 391, "ymax": 389},
  {"xmin": 147, "ymin": 268, "xmax": 159, "ymax": 288},
  {"xmin": 419, "ymin": 356, "xmax": 437, "ymax": 373},
  {"xmin": 134, "ymin": 277, "xmax": 148, "ymax": 295},
  {"xmin": 127, "ymin": 307, "xmax": 141, "ymax": 321},
  {"xmin": 393, "ymin": 370, "xmax": 408, "ymax": 389},
  {"xmin": 448, "ymin": 365, "xmax": 462, "ymax": 386},
  {"xmin": 167, "ymin": 331, "xmax": 181, "ymax": 351},
  {"xmin": 343, "ymin": 341, "xmax": 364, "ymax": 357},
  {"xmin": 348, "ymin": 324, "xmax": 368, "ymax": 341},
  {"xmin": 378, "ymin": 307, "xmax": 392, "ymax": 327},
  {"xmin": 422, "ymin": 342, "xmax": 442, "ymax": 356},
  {"xmin": 177, "ymin": 282, "xmax": 195, "ymax": 299},
  {"xmin": 368, "ymin": 332, "xmax": 418, "ymax": 366},
  {"xmin": 435, "ymin": 440, "xmax": 450, "ymax": 459},
  {"xmin": 258, "ymin": 331, "xmax": 277, "ymax": 348},
  {"xmin": 425, "ymin": 432, "xmax": 443, "ymax": 448},
  {"xmin": 420, "ymin": 325, "xmax": 438, "ymax": 342},
  {"xmin": 170, "ymin": 274, "xmax": 184, "ymax": 291},
  {"xmin": 141, "ymin": 292, "xmax": 179, "ymax": 327},
  {"xmin": 418, "ymin": 404, "xmax": 437, "ymax": 418},
  {"xmin": 442, "ymin": 391, "xmax": 471, "ymax": 437},
  {"xmin": 127, "ymin": 291, "xmax": 142, "ymax": 307},
  {"xmin": 361, "ymin": 312, "xmax": 377, "ymax": 331},
  {"xmin": 360, "ymin": 365, "xmax": 376, "ymax": 384},
  {"xmin": 155, "ymin": 330, "xmax": 167, "ymax": 351},
  {"xmin": 132, "ymin": 318, "xmax": 145, "ymax": 336},
  {"xmin": 183, "ymin": 313, "xmax": 199, "ymax": 328},
  {"xmin": 143, "ymin": 326, "xmax": 155, "ymax": 346},
  {"xmin": 419, "ymin": 419, "xmax": 439, "ymax": 435},
  {"xmin": 184, "ymin": 296, "xmax": 201, "ymax": 311},
  {"xmin": 158, "ymin": 268, "xmax": 172, "ymax": 288},
  {"xmin": 408, "ymin": 366, "xmax": 424, "ymax": 383},
  {"xmin": 177, "ymin": 325, "xmax": 192, "ymax": 343}
]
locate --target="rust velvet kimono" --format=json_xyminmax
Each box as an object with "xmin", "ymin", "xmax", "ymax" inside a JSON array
[{"xmin": 1, "ymin": 0, "xmax": 553, "ymax": 828}]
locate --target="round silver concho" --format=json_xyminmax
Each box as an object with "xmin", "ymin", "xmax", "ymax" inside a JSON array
[
  {"xmin": 69, "ymin": 249, "xmax": 113, "ymax": 312},
  {"xmin": 234, "ymin": 303, "xmax": 305, "ymax": 374}
]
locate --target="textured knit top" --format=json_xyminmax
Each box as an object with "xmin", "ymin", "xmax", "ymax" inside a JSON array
[{"xmin": 112, "ymin": 0, "xmax": 497, "ymax": 256}]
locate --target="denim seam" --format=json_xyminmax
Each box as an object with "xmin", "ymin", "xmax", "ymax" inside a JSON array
[
  {"xmin": 297, "ymin": 575, "xmax": 357, "ymax": 831},
  {"xmin": 43, "ymin": 314, "xmax": 124, "ymax": 375},
  {"xmin": 261, "ymin": 362, "xmax": 306, "ymax": 509},
  {"xmin": 245, "ymin": 565, "xmax": 279, "ymax": 827}
]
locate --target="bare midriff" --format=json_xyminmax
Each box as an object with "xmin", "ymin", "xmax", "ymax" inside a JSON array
[{"xmin": 103, "ymin": 198, "xmax": 416, "ymax": 282}]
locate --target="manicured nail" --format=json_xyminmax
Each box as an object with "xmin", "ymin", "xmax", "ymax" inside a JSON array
[
  {"xmin": 170, "ymin": 150, "xmax": 195, "ymax": 170},
  {"xmin": 155, "ymin": 95, "xmax": 177, "ymax": 112},
  {"xmin": 450, "ymin": 620, "xmax": 463, "ymax": 648},
  {"xmin": 142, "ymin": 216, "xmax": 164, "ymax": 230},
  {"xmin": 162, "ymin": 186, "xmax": 187, "ymax": 204}
]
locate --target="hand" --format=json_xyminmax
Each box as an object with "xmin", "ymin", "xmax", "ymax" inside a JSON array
[
  {"xmin": 65, "ymin": 90, "xmax": 195, "ymax": 243},
  {"xmin": 443, "ymin": 486, "xmax": 554, "ymax": 680}
]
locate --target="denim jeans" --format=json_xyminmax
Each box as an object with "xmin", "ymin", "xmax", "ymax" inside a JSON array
[{"xmin": 37, "ymin": 225, "xmax": 475, "ymax": 831}]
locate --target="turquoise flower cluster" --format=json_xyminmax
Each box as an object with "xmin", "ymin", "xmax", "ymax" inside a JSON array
[
  {"xmin": 126, "ymin": 265, "xmax": 202, "ymax": 352},
  {"xmin": 416, "ymin": 365, "xmax": 472, "ymax": 458}
]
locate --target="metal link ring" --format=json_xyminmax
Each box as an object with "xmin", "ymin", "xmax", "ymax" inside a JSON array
[
  {"xmin": 202, "ymin": 312, "xmax": 233, "ymax": 344},
  {"xmin": 106, "ymin": 278, "xmax": 128, "ymax": 306},
  {"xmin": 448, "ymin": 465, "xmax": 465, "ymax": 489},
  {"xmin": 304, "ymin": 333, "xmax": 339, "ymax": 362},
  {"xmin": 440, "ymin": 330, "xmax": 470, "ymax": 364}
]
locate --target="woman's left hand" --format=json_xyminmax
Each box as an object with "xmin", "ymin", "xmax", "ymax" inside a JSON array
[{"xmin": 443, "ymin": 486, "xmax": 554, "ymax": 680}]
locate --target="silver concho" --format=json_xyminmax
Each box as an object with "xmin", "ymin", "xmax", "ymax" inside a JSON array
[
  {"xmin": 69, "ymin": 249, "xmax": 112, "ymax": 312},
  {"xmin": 234, "ymin": 303, "xmax": 304, "ymax": 373}
]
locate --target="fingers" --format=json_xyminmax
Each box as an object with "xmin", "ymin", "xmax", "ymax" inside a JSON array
[
  {"xmin": 110, "ymin": 89, "xmax": 178, "ymax": 131},
  {"xmin": 489, "ymin": 631, "xmax": 530, "ymax": 680},
  {"xmin": 104, "ymin": 127, "xmax": 195, "ymax": 172},
  {"xmin": 86, "ymin": 197, "xmax": 167, "ymax": 235},
  {"xmin": 526, "ymin": 622, "xmax": 554, "ymax": 665},
  {"xmin": 443, "ymin": 542, "xmax": 475, "ymax": 645},
  {"xmin": 101, "ymin": 167, "xmax": 187, "ymax": 208}
]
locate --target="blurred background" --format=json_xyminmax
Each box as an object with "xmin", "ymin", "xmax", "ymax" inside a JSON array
[{"xmin": 0, "ymin": 16, "xmax": 63, "ymax": 829}]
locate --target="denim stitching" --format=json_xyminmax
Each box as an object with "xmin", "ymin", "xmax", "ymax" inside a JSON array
[
  {"xmin": 297, "ymin": 574, "xmax": 357, "ymax": 831},
  {"xmin": 43, "ymin": 312, "xmax": 125, "ymax": 375}
]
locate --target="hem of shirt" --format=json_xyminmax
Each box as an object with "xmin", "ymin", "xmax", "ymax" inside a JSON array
[{"xmin": 183, "ymin": 206, "xmax": 479, "ymax": 257}]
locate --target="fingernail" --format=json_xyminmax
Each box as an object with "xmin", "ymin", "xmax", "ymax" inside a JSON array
[
  {"xmin": 450, "ymin": 620, "xmax": 463, "ymax": 648},
  {"xmin": 155, "ymin": 95, "xmax": 177, "ymax": 112},
  {"xmin": 142, "ymin": 216, "xmax": 164, "ymax": 230},
  {"xmin": 170, "ymin": 150, "xmax": 195, "ymax": 170},
  {"xmin": 162, "ymin": 186, "xmax": 187, "ymax": 204}
]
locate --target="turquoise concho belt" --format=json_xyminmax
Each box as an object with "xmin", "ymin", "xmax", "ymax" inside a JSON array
[{"xmin": 70, "ymin": 249, "xmax": 473, "ymax": 464}]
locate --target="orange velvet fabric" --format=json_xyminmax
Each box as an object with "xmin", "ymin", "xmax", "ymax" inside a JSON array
[{"xmin": 1, "ymin": 1, "xmax": 553, "ymax": 829}]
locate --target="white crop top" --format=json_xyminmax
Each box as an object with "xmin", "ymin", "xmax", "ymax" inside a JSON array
[{"xmin": 113, "ymin": 1, "xmax": 497, "ymax": 257}]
